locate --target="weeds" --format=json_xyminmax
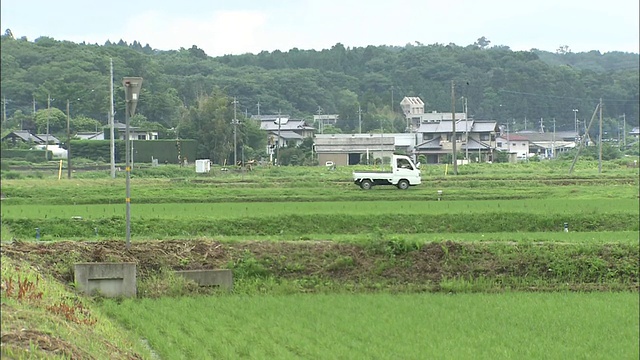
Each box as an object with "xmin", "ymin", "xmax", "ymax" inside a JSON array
[
  {"xmin": 47, "ymin": 301, "xmax": 97, "ymax": 326},
  {"xmin": 2, "ymin": 275, "xmax": 44, "ymax": 302}
]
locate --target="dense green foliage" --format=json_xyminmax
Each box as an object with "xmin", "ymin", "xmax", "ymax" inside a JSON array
[{"xmin": 1, "ymin": 35, "xmax": 638, "ymax": 152}]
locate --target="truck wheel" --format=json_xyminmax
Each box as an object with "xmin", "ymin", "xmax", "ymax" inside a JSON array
[
  {"xmin": 360, "ymin": 180, "xmax": 373, "ymax": 190},
  {"xmin": 397, "ymin": 179, "xmax": 409, "ymax": 190}
]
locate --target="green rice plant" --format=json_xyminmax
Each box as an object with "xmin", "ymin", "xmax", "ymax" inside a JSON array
[{"xmin": 99, "ymin": 292, "xmax": 640, "ymax": 360}]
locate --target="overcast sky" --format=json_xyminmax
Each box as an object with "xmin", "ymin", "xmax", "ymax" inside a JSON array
[{"xmin": 1, "ymin": 0, "xmax": 638, "ymax": 56}]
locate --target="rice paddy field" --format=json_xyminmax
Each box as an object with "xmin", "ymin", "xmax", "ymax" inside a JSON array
[{"xmin": 1, "ymin": 159, "xmax": 639, "ymax": 359}]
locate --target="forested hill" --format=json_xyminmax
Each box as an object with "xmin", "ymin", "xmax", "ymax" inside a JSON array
[{"xmin": 1, "ymin": 33, "xmax": 638, "ymax": 137}]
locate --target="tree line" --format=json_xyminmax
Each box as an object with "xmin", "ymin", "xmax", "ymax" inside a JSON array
[{"xmin": 1, "ymin": 31, "xmax": 638, "ymax": 162}]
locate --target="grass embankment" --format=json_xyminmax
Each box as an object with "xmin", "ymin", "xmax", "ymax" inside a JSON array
[
  {"xmin": 100, "ymin": 292, "xmax": 639, "ymax": 360},
  {"xmin": 0, "ymin": 255, "xmax": 151, "ymax": 359},
  {"xmin": 2, "ymin": 239, "xmax": 637, "ymax": 294}
]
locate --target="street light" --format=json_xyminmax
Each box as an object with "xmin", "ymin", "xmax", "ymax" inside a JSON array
[
  {"xmin": 122, "ymin": 77, "xmax": 143, "ymax": 250},
  {"xmin": 572, "ymin": 109, "xmax": 579, "ymax": 137}
]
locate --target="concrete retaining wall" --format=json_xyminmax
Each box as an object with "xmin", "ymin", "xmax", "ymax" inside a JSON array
[
  {"xmin": 174, "ymin": 269, "xmax": 233, "ymax": 291},
  {"xmin": 74, "ymin": 262, "xmax": 137, "ymax": 297}
]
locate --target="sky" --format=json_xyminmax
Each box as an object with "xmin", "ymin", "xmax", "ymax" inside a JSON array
[{"xmin": 1, "ymin": 0, "xmax": 638, "ymax": 56}]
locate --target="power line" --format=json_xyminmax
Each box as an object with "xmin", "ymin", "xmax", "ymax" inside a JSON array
[{"xmin": 498, "ymin": 89, "xmax": 635, "ymax": 104}]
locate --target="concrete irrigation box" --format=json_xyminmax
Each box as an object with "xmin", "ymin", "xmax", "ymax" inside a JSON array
[
  {"xmin": 74, "ymin": 262, "xmax": 137, "ymax": 297},
  {"xmin": 174, "ymin": 269, "xmax": 233, "ymax": 291}
]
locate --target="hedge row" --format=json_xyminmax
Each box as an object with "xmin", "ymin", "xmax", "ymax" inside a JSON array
[
  {"xmin": 0, "ymin": 149, "xmax": 53, "ymax": 162},
  {"xmin": 68, "ymin": 139, "xmax": 198, "ymax": 163}
]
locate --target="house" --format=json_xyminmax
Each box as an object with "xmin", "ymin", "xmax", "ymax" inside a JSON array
[
  {"xmin": 254, "ymin": 115, "xmax": 315, "ymax": 159},
  {"xmin": 401, "ymin": 96, "xmax": 467, "ymax": 130},
  {"xmin": 105, "ymin": 121, "xmax": 158, "ymax": 140},
  {"xmin": 1, "ymin": 130, "xmax": 45, "ymax": 146},
  {"xmin": 630, "ymin": 127, "xmax": 640, "ymax": 139},
  {"xmin": 1, "ymin": 130, "xmax": 60, "ymax": 146},
  {"xmin": 255, "ymin": 115, "xmax": 315, "ymax": 138},
  {"xmin": 515, "ymin": 131, "xmax": 577, "ymax": 158},
  {"xmin": 414, "ymin": 120, "xmax": 499, "ymax": 164},
  {"xmin": 75, "ymin": 131, "xmax": 104, "ymax": 140},
  {"xmin": 496, "ymin": 134, "xmax": 530, "ymax": 160},
  {"xmin": 315, "ymin": 133, "xmax": 396, "ymax": 166}
]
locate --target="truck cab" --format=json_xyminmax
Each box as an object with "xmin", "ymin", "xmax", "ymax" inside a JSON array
[{"xmin": 353, "ymin": 154, "xmax": 421, "ymax": 190}]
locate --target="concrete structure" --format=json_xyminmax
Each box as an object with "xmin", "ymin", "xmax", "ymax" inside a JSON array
[
  {"xmin": 174, "ymin": 269, "xmax": 233, "ymax": 291},
  {"xmin": 315, "ymin": 133, "xmax": 396, "ymax": 166},
  {"xmin": 74, "ymin": 262, "xmax": 137, "ymax": 298}
]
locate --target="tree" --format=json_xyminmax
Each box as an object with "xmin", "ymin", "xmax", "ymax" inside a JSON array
[
  {"xmin": 71, "ymin": 115, "xmax": 101, "ymax": 132},
  {"xmin": 177, "ymin": 91, "xmax": 232, "ymax": 164},
  {"xmin": 474, "ymin": 36, "xmax": 491, "ymax": 49},
  {"xmin": 34, "ymin": 108, "xmax": 66, "ymax": 134}
]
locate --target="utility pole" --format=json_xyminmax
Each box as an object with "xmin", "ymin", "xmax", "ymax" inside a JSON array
[
  {"xmin": 358, "ymin": 104, "xmax": 362, "ymax": 134},
  {"xmin": 256, "ymin": 101, "xmax": 260, "ymax": 116},
  {"xmin": 232, "ymin": 97, "xmax": 239, "ymax": 166},
  {"xmin": 464, "ymin": 96, "xmax": 469, "ymax": 161},
  {"xmin": 110, "ymin": 58, "xmax": 116, "ymax": 179},
  {"xmin": 506, "ymin": 122, "xmax": 510, "ymax": 155},
  {"xmin": 598, "ymin": 98, "xmax": 603, "ymax": 173},
  {"xmin": 569, "ymin": 103, "xmax": 600, "ymax": 174},
  {"xmin": 317, "ymin": 106, "xmax": 323, "ymax": 134},
  {"xmin": 31, "ymin": 96, "xmax": 36, "ymax": 130},
  {"xmin": 573, "ymin": 109, "xmax": 579, "ymax": 136},
  {"xmin": 46, "ymin": 94, "xmax": 51, "ymax": 154},
  {"xmin": 67, "ymin": 99, "xmax": 71, "ymax": 179},
  {"xmin": 552, "ymin": 118, "xmax": 556, "ymax": 158},
  {"xmin": 451, "ymin": 80, "xmax": 457, "ymax": 175},
  {"xmin": 380, "ymin": 113, "xmax": 384, "ymax": 170},
  {"xmin": 391, "ymin": 86, "xmax": 394, "ymax": 113},
  {"xmin": 2, "ymin": 96, "xmax": 6, "ymax": 124},
  {"xmin": 524, "ymin": 116, "xmax": 527, "ymax": 131},
  {"xmin": 276, "ymin": 109, "xmax": 281, "ymax": 166},
  {"xmin": 623, "ymin": 113, "xmax": 626, "ymax": 148}
]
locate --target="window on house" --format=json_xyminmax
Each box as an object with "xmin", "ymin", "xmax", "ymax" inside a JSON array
[
  {"xmin": 480, "ymin": 133, "xmax": 490, "ymax": 141},
  {"xmin": 512, "ymin": 143, "xmax": 516, "ymax": 147},
  {"xmin": 137, "ymin": 135, "xmax": 146, "ymax": 140},
  {"xmin": 521, "ymin": 143, "xmax": 526, "ymax": 146},
  {"xmin": 497, "ymin": 142, "xmax": 503, "ymax": 147},
  {"xmin": 423, "ymin": 133, "xmax": 434, "ymax": 141}
]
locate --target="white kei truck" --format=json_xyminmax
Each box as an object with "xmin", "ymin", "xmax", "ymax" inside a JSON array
[{"xmin": 352, "ymin": 154, "xmax": 421, "ymax": 190}]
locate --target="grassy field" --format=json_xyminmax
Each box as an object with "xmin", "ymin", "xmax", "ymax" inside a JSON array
[
  {"xmin": 1, "ymin": 159, "xmax": 638, "ymax": 359},
  {"xmin": 2, "ymin": 199, "xmax": 638, "ymax": 219},
  {"xmin": 100, "ymin": 292, "xmax": 639, "ymax": 360}
]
